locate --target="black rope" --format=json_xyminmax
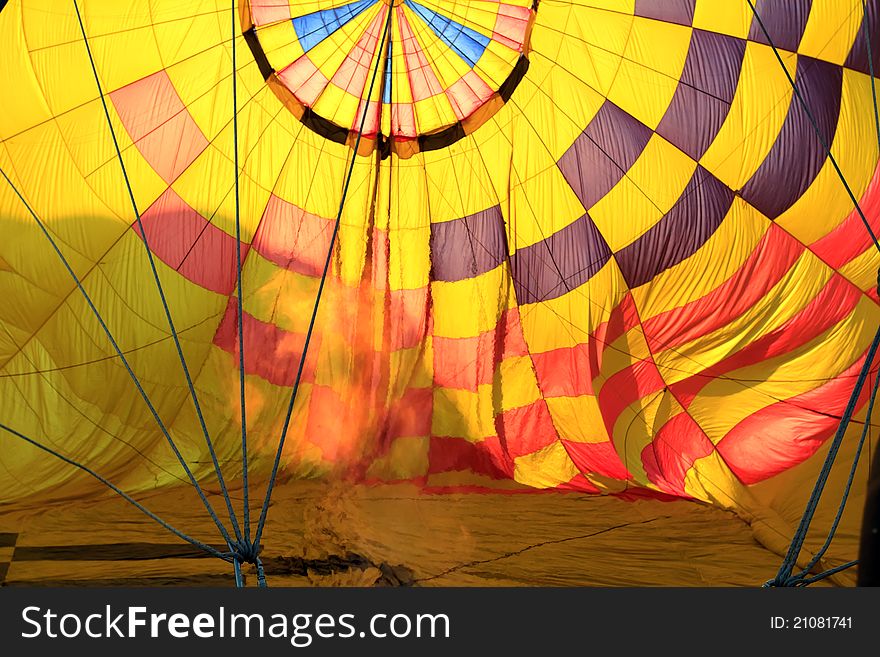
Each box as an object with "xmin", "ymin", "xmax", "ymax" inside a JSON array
[
  {"xmin": 773, "ymin": 323, "xmax": 880, "ymax": 586},
  {"xmin": 748, "ymin": 0, "xmax": 880, "ymax": 587},
  {"xmin": 766, "ymin": 321, "xmax": 880, "ymax": 586},
  {"xmin": 0, "ymin": 422, "xmax": 232, "ymax": 561},
  {"xmin": 799, "ymin": 559, "xmax": 859, "ymax": 585},
  {"xmin": 746, "ymin": 0, "xmax": 880, "ymax": 253},
  {"xmin": 796, "ymin": 351, "xmax": 880, "ymax": 579},
  {"xmin": 231, "ymin": 0, "xmax": 251, "ymax": 551},
  {"xmin": 857, "ymin": 0, "xmax": 880, "ymax": 588},
  {"xmin": 232, "ymin": 552, "xmax": 244, "ymax": 587},
  {"xmin": 71, "ymin": 0, "xmax": 242, "ymax": 544},
  {"xmin": 1, "ymin": 166, "xmax": 233, "ymax": 545},
  {"xmin": 253, "ymin": 3, "xmax": 396, "ymax": 552}
]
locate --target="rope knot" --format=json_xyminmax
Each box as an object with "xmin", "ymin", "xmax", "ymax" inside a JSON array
[{"xmin": 230, "ymin": 539, "xmax": 261, "ymax": 564}]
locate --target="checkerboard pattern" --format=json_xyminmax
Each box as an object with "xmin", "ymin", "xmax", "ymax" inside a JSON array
[
  {"xmin": 0, "ymin": 532, "xmax": 235, "ymax": 586},
  {"xmin": 1, "ymin": 1, "xmax": 879, "ymax": 515}
]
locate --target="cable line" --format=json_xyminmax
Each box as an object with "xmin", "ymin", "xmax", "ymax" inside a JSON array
[
  {"xmin": 231, "ymin": 0, "xmax": 251, "ymax": 550},
  {"xmin": 0, "ymin": 422, "xmax": 231, "ymax": 561},
  {"xmin": 253, "ymin": 2, "xmax": 397, "ymax": 561},
  {"xmin": 71, "ymin": 0, "xmax": 242, "ymax": 544}
]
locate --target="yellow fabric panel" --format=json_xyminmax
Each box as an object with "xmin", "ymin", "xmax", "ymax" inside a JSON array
[
  {"xmin": 460, "ymin": 132, "xmax": 513, "ymax": 213},
  {"xmin": 3, "ymin": 122, "xmax": 134, "ymax": 242},
  {"xmin": 0, "ymin": 350, "xmax": 176, "ymax": 499},
  {"xmin": 423, "ymin": 151, "xmax": 469, "ymax": 222},
  {"xmin": 336, "ymin": 193, "xmax": 372, "ymax": 287},
  {"xmin": 373, "ymin": 153, "xmax": 393, "ymax": 229},
  {"xmin": 0, "ymin": 156, "xmax": 102, "ymax": 363},
  {"xmin": 91, "ymin": 26, "xmax": 165, "ymax": 93},
  {"xmin": 700, "ymin": 43, "xmax": 796, "ymax": 190},
  {"xmin": 337, "ymin": 178, "xmax": 375, "ymax": 287},
  {"xmin": 432, "ymin": 385, "xmax": 495, "ymax": 439},
  {"xmin": 88, "ymin": 144, "xmax": 168, "ymax": 222},
  {"xmin": 19, "ymin": 0, "xmax": 83, "ymax": 51},
  {"xmin": 513, "ymin": 440, "xmax": 580, "ymax": 489},
  {"xmin": 413, "ymin": 96, "xmax": 459, "ymax": 134},
  {"xmin": 533, "ymin": 3, "xmax": 631, "ymax": 101},
  {"xmin": 537, "ymin": 1, "xmax": 632, "ymax": 80},
  {"xmin": 257, "ymin": 20, "xmax": 305, "ymax": 71},
  {"xmin": 0, "ymin": 0, "xmax": 52, "ymax": 139},
  {"xmin": 627, "ymin": 134, "xmax": 697, "ymax": 206},
  {"xmin": 238, "ymin": 114, "xmax": 300, "ymax": 194},
  {"xmin": 545, "ymin": 396, "xmax": 608, "ymax": 444},
  {"xmin": 98, "ymin": 231, "xmax": 230, "ymax": 332},
  {"xmin": 504, "ymin": 86, "xmax": 564, "ymax": 176},
  {"xmin": 75, "ymin": 0, "xmax": 156, "ymax": 35},
  {"xmin": 25, "ymin": 40, "xmax": 99, "ymax": 117},
  {"xmin": 477, "ymin": 40, "xmax": 520, "ymax": 89},
  {"xmin": 387, "ymin": 170, "xmax": 432, "ymax": 292},
  {"xmin": 507, "ymin": 163, "xmax": 583, "ymax": 250},
  {"xmin": 5, "ymin": 299, "xmax": 183, "ymax": 429},
  {"xmin": 206, "ymin": 103, "xmax": 286, "ymax": 213},
  {"xmin": 775, "ymin": 70, "xmax": 879, "ymax": 244},
  {"xmin": 424, "ymin": 146, "xmax": 499, "ymax": 222},
  {"xmin": 624, "ymin": 134, "xmax": 697, "ymax": 214},
  {"xmin": 312, "ymin": 314, "xmax": 361, "ymax": 390},
  {"xmin": 149, "ymin": 0, "xmax": 223, "ymax": 23},
  {"xmin": 220, "ymin": 86, "xmax": 285, "ymax": 170},
  {"xmin": 606, "ymin": 17, "xmax": 691, "ymax": 129},
  {"xmin": 53, "ymin": 99, "xmax": 128, "ymax": 183},
  {"xmin": 152, "ymin": 7, "xmax": 228, "ymax": 70},
  {"xmin": 692, "ymin": 0, "xmax": 752, "ymax": 39},
  {"xmin": 798, "ymin": 0, "xmax": 863, "ymax": 65},
  {"xmin": 260, "ymin": 129, "xmax": 349, "ymax": 218},
  {"xmin": 495, "ymin": 355, "xmax": 542, "ymax": 412},
  {"xmin": 570, "ymin": 0, "xmax": 634, "ymax": 13},
  {"xmin": 431, "ymin": 266, "xmax": 513, "ymax": 339},
  {"xmin": 172, "ymin": 145, "xmax": 240, "ymax": 232}
]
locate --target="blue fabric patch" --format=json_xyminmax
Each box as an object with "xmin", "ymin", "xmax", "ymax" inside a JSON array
[
  {"xmin": 293, "ymin": 0, "xmax": 376, "ymax": 53},
  {"xmin": 406, "ymin": 1, "xmax": 489, "ymax": 68}
]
